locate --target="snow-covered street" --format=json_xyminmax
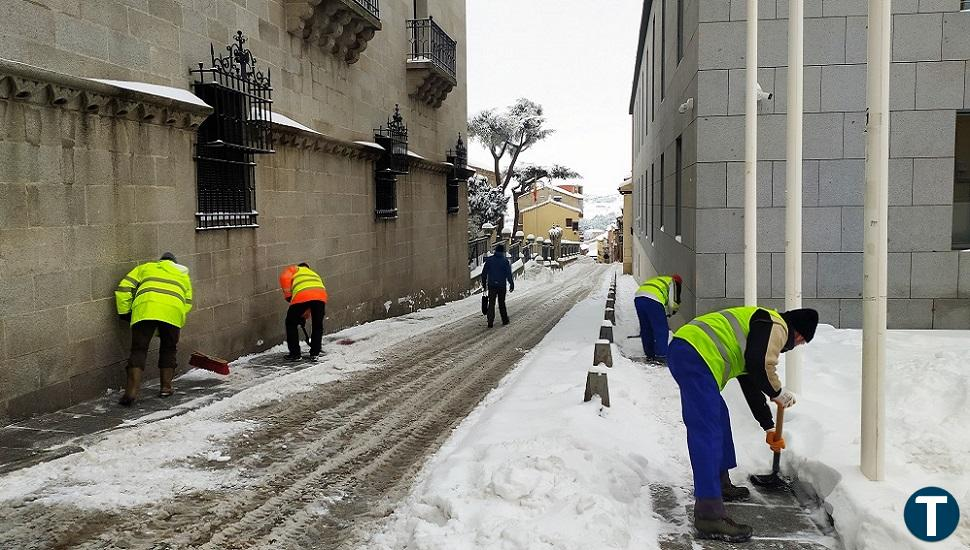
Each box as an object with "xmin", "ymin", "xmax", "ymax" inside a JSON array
[
  {"xmin": 365, "ymin": 274, "xmax": 970, "ymax": 550},
  {"xmin": 2, "ymin": 264, "xmax": 969, "ymax": 550},
  {"xmin": 0, "ymin": 261, "xmax": 604, "ymax": 549}
]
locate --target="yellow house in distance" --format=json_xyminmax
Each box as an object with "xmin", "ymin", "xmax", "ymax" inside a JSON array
[{"xmin": 516, "ymin": 182, "xmax": 584, "ymax": 241}]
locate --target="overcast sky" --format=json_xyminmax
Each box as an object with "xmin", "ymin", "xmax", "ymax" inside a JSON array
[{"xmin": 465, "ymin": 0, "xmax": 643, "ymax": 198}]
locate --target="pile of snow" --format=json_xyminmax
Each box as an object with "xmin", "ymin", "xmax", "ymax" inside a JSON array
[
  {"xmin": 517, "ymin": 261, "xmax": 553, "ymax": 284},
  {"xmin": 368, "ymin": 276, "xmax": 678, "ymax": 549},
  {"xmin": 370, "ymin": 273, "xmax": 970, "ymax": 550},
  {"xmin": 727, "ymin": 328, "xmax": 970, "ymax": 550}
]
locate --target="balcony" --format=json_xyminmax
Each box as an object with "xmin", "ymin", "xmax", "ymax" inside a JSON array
[
  {"xmin": 406, "ymin": 17, "xmax": 458, "ymax": 108},
  {"xmin": 284, "ymin": 0, "xmax": 381, "ymax": 64}
]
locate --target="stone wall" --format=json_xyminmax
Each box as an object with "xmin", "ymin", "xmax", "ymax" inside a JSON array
[
  {"xmin": 632, "ymin": 0, "xmax": 970, "ymax": 328},
  {"xmin": 0, "ymin": 0, "xmax": 470, "ymax": 421},
  {"xmin": 0, "ymin": 0, "xmax": 467, "ymax": 162}
]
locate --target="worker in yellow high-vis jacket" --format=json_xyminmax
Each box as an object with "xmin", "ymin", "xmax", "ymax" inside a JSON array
[
  {"xmin": 667, "ymin": 306, "xmax": 818, "ymax": 543},
  {"xmin": 114, "ymin": 252, "xmax": 193, "ymax": 406},
  {"xmin": 633, "ymin": 274, "xmax": 682, "ymax": 363}
]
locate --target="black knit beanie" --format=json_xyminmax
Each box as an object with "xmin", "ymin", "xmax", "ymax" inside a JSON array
[
  {"xmin": 160, "ymin": 252, "xmax": 177, "ymax": 262},
  {"xmin": 781, "ymin": 308, "xmax": 819, "ymax": 342}
]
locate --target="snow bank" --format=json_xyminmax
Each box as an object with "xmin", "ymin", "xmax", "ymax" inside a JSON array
[
  {"xmin": 722, "ymin": 327, "xmax": 970, "ymax": 550},
  {"xmin": 370, "ymin": 272, "xmax": 970, "ymax": 549},
  {"xmin": 368, "ymin": 271, "xmax": 686, "ymax": 549}
]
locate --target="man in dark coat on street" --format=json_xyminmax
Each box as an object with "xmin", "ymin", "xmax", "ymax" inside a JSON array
[{"xmin": 482, "ymin": 243, "xmax": 515, "ymax": 327}]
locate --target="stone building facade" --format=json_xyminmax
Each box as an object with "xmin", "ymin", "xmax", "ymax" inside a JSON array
[
  {"xmin": 629, "ymin": 0, "xmax": 970, "ymax": 329},
  {"xmin": 0, "ymin": 0, "xmax": 469, "ymax": 420}
]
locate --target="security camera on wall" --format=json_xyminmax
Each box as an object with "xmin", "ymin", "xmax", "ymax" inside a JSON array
[{"xmin": 756, "ymin": 83, "xmax": 773, "ymax": 102}]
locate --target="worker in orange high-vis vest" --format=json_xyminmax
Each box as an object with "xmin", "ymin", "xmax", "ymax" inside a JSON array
[{"xmin": 279, "ymin": 262, "xmax": 328, "ymax": 361}]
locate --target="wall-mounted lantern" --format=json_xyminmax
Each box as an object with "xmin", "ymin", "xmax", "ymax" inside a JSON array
[
  {"xmin": 374, "ymin": 104, "xmax": 409, "ymax": 218},
  {"xmin": 446, "ymin": 133, "xmax": 474, "ymax": 214}
]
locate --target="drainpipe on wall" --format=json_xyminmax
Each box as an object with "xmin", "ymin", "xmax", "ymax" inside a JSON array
[
  {"xmin": 861, "ymin": 0, "xmax": 890, "ymax": 482},
  {"xmin": 744, "ymin": 0, "xmax": 759, "ymax": 306},
  {"xmin": 785, "ymin": 0, "xmax": 805, "ymax": 393}
]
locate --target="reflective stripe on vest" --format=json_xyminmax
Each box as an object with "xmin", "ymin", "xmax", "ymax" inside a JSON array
[
  {"xmin": 121, "ymin": 261, "xmax": 193, "ymax": 328},
  {"xmin": 291, "ymin": 267, "xmax": 325, "ymax": 297},
  {"xmin": 675, "ymin": 306, "xmax": 783, "ymax": 389},
  {"xmin": 636, "ymin": 276, "xmax": 671, "ymax": 303}
]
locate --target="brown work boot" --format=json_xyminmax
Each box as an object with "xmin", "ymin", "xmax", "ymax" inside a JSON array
[
  {"xmin": 721, "ymin": 471, "xmax": 751, "ymax": 502},
  {"xmin": 159, "ymin": 367, "xmax": 175, "ymax": 398},
  {"xmin": 119, "ymin": 367, "xmax": 143, "ymax": 407},
  {"xmin": 694, "ymin": 516, "xmax": 753, "ymax": 543}
]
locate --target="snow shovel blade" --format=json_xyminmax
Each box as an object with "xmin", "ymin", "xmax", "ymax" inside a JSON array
[{"xmin": 749, "ymin": 471, "xmax": 788, "ymax": 489}]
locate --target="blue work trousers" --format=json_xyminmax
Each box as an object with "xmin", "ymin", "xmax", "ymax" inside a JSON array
[
  {"xmin": 634, "ymin": 296, "xmax": 670, "ymax": 358},
  {"xmin": 666, "ymin": 338, "xmax": 738, "ymax": 500}
]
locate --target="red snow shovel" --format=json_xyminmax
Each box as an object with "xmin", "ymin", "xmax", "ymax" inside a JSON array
[
  {"xmin": 750, "ymin": 402, "xmax": 788, "ymax": 489},
  {"xmin": 189, "ymin": 351, "xmax": 231, "ymax": 376}
]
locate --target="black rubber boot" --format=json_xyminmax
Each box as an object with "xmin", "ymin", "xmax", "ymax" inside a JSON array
[
  {"xmin": 694, "ymin": 516, "xmax": 753, "ymax": 543},
  {"xmin": 721, "ymin": 471, "xmax": 751, "ymax": 502}
]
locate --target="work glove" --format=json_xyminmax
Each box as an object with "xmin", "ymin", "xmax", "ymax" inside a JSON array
[
  {"xmin": 509, "ymin": 284, "xmax": 514, "ymax": 293},
  {"xmin": 765, "ymin": 429, "xmax": 786, "ymax": 452},
  {"xmin": 773, "ymin": 388, "xmax": 797, "ymax": 408}
]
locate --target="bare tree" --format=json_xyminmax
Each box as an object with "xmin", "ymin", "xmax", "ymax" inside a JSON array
[
  {"xmin": 509, "ymin": 164, "xmax": 581, "ymax": 233},
  {"xmin": 468, "ymin": 98, "xmax": 554, "ymax": 233}
]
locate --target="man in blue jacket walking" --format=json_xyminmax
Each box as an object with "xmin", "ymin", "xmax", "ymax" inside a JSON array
[{"xmin": 482, "ymin": 243, "xmax": 515, "ymax": 327}]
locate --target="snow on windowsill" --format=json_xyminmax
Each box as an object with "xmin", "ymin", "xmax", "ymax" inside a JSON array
[
  {"xmin": 354, "ymin": 141, "xmax": 386, "ymax": 151},
  {"xmin": 90, "ymin": 79, "xmax": 211, "ymax": 109},
  {"xmin": 268, "ymin": 111, "xmax": 321, "ymax": 135}
]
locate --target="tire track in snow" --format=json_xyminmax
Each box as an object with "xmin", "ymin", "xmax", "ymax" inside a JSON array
[{"xmin": 0, "ymin": 262, "xmax": 605, "ymax": 550}]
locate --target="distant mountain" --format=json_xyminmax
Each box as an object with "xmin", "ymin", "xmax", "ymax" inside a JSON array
[
  {"xmin": 580, "ymin": 193, "xmax": 622, "ymax": 231},
  {"xmin": 503, "ymin": 191, "xmax": 623, "ymax": 233}
]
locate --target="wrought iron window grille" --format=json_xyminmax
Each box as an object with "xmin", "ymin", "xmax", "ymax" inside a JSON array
[
  {"xmin": 446, "ymin": 134, "xmax": 473, "ymax": 214},
  {"xmin": 374, "ymin": 104, "xmax": 409, "ymax": 218},
  {"xmin": 191, "ymin": 31, "xmax": 273, "ymax": 230},
  {"xmin": 407, "ymin": 17, "xmax": 457, "ymax": 79}
]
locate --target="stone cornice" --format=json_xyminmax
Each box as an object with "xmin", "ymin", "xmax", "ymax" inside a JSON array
[
  {"xmin": 0, "ymin": 58, "xmax": 212, "ymax": 129},
  {"xmin": 271, "ymin": 123, "xmax": 453, "ymax": 174},
  {"xmin": 285, "ymin": 0, "xmax": 382, "ymax": 65}
]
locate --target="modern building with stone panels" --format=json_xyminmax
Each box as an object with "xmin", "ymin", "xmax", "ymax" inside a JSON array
[
  {"xmin": 0, "ymin": 0, "xmax": 470, "ymax": 420},
  {"xmin": 629, "ymin": 0, "xmax": 970, "ymax": 329}
]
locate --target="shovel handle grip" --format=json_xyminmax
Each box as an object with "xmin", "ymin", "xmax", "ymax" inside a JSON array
[{"xmin": 775, "ymin": 402, "xmax": 785, "ymax": 437}]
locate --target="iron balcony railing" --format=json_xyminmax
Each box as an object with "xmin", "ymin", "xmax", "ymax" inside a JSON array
[
  {"xmin": 468, "ymin": 236, "xmax": 489, "ymax": 270},
  {"xmin": 407, "ymin": 17, "xmax": 457, "ymax": 79},
  {"xmin": 509, "ymin": 242, "xmax": 521, "ymax": 263},
  {"xmin": 353, "ymin": 0, "xmax": 379, "ymax": 19}
]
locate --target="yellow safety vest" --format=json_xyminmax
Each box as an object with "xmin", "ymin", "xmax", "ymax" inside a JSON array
[
  {"xmin": 673, "ymin": 306, "xmax": 784, "ymax": 390},
  {"xmin": 636, "ymin": 276, "xmax": 673, "ymax": 304},
  {"xmin": 115, "ymin": 260, "xmax": 193, "ymax": 328}
]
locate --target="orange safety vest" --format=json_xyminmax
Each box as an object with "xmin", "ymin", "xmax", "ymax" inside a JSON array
[{"xmin": 279, "ymin": 265, "xmax": 328, "ymax": 304}]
